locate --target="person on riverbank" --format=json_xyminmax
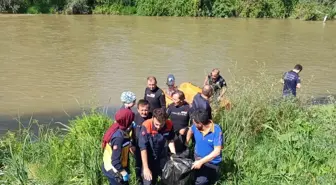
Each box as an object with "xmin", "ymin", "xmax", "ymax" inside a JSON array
[
  {"xmin": 186, "ymin": 108, "xmax": 224, "ymax": 185},
  {"xmin": 203, "ymin": 68, "xmax": 227, "ymax": 101},
  {"xmin": 165, "ymin": 74, "xmax": 178, "ymax": 97},
  {"xmin": 281, "ymin": 64, "xmax": 303, "ymax": 97},
  {"xmin": 138, "ymin": 108, "xmax": 176, "ymax": 185},
  {"xmin": 120, "ymin": 91, "xmax": 136, "ymax": 110},
  {"xmin": 191, "ymin": 85, "xmax": 213, "ymax": 120},
  {"xmin": 132, "ymin": 99, "xmax": 152, "ymax": 185},
  {"xmin": 144, "ymin": 76, "xmax": 166, "ymax": 113},
  {"xmin": 166, "ymin": 90, "xmax": 191, "ymax": 157},
  {"xmin": 102, "ymin": 108, "xmax": 135, "ymax": 185}
]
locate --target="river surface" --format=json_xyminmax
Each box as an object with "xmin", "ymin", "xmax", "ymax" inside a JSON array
[{"xmin": 0, "ymin": 15, "xmax": 335, "ymax": 135}]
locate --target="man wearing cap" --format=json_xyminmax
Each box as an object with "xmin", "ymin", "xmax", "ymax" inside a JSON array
[
  {"xmin": 204, "ymin": 68, "xmax": 227, "ymax": 101},
  {"xmin": 144, "ymin": 76, "xmax": 166, "ymax": 113},
  {"xmin": 120, "ymin": 91, "xmax": 137, "ymax": 110},
  {"xmin": 165, "ymin": 74, "xmax": 178, "ymax": 97}
]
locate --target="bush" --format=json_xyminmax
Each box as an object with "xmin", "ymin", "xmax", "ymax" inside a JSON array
[{"xmin": 65, "ymin": 0, "xmax": 90, "ymax": 14}]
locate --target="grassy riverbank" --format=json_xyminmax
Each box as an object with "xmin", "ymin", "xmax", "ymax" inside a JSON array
[
  {"xmin": 0, "ymin": 0, "xmax": 335, "ymax": 21},
  {"xmin": 1, "ymin": 73, "xmax": 335, "ymax": 185}
]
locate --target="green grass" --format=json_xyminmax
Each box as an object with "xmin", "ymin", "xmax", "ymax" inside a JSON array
[{"xmin": 1, "ymin": 71, "xmax": 335, "ymax": 185}]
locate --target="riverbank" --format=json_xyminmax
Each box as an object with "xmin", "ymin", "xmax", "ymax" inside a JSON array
[
  {"xmin": 1, "ymin": 76, "xmax": 335, "ymax": 184},
  {"xmin": 0, "ymin": 0, "xmax": 335, "ymax": 21}
]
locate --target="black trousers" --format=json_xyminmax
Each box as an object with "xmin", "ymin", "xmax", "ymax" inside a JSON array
[{"xmin": 194, "ymin": 163, "xmax": 220, "ymax": 185}]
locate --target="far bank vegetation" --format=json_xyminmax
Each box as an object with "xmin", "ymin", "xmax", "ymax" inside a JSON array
[{"xmin": 0, "ymin": 0, "xmax": 335, "ymax": 21}]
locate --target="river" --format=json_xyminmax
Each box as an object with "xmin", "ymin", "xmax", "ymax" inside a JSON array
[{"xmin": 0, "ymin": 15, "xmax": 335, "ymax": 135}]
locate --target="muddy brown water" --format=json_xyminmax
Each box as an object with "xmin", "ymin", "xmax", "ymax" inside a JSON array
[{"xmin": 0, "ymin": 15, "xmax": 335, "ymax": 135}]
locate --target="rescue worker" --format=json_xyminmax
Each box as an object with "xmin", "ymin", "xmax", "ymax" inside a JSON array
[
  {"xmin": 281, "ymin": 64, "xmax": 303, "ymax": 97},
  {"xmin": 166, "ymin": 90, "xmax": 191, "ymax": 157},
  {"xmin": 144, "ymin": 76, "xmax": 166, "ymax": 113},
  {"xmin": 191, "ymin": 85, "xmax": 213, "ymax": 120},
  {"xmin": 132, "ymin": 99, "xmax": 152, "ymax": 185},
  {"xmin": 186, "ymin": 108, "xmax": 224, "ymax": 185},
  {"xmin": 203, "ymin": 68, "xmax": 227, "ymax": 101},
  {"xmin": 102, "ymin": 108, "xmax": 135, "ymax": 185},
  {"xmin": 165, "ymin": 74, "xmax": 178, "ymax": 97},
  {"xmin": 120, "ymin": 91, "xmax": 137, "ymax": 110},
  {"xmin": 138, "ymin": 108, "xmax": 177, "ymax": 185}
]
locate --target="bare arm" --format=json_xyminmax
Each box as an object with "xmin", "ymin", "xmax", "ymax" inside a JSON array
[
  {"xmin": 141, "ymin": 150, "xmax": 149, "ymax": 169},
  {"xmin": 199, "ymin": 146, "xmax": 221, "ymax": 165},
  {"xmin": 141, "ymin": 149, "xmax": 152, "ymax": 181},
  {"xmin": 296, "ymin": 77, "xmax": 301, "ymax": 89},
  {"xmin": 186, "ymin": 128, "xmax": 193, "ymax": 145},
  {"xmin": 168, "ymin": 140, "xmax": 176, "ymax": 154},
  {"xmin": 203, "ymin": 75, "xmax": 209, "ymax": 86},
  {"xmin": 218, "ymin": 87, "xmax": 227, "ymax": 99}
]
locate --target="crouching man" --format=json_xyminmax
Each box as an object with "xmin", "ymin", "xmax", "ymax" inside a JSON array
[
  {"xmin": 186, "ymin": 108, "xmax": 224, "ymax": 185},
  {"xmin": 138, "ymin": 108, "xmax": 176, "ymax": 185}
]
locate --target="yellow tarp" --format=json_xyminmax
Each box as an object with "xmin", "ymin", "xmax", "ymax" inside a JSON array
[
  {"xmin": 165, "ymin": 82, "xmax": 202, "ymax": 105},
  {"xmin": 165, "ymin": 82, "xmax": 232, "ymax": 110}
]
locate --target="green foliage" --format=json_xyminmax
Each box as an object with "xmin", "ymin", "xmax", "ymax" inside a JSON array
[
  {"xmin": 65, "ymin": 0, "xmax": 91, "ymax": 14},
  {"xmin": 0, "ymin": 111, "xmax": 112, "ymax": 185},
  {"xmin": 93, "ymin": 4, "xmax": 136, "ymax": 14},
  {"xmin": 0, "ymin": 0, "xmax": 335, "ymax": 20},
  {"xmin": 291, "ymin": 0, "xmax": 336, "ymax": 20}
]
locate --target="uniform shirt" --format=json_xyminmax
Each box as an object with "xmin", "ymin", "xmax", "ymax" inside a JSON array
[
  {"xmin": 208, "ymin": 75, "xmax": 227, "ymax": 95},
  {"xmin": 144, "ymin": 87, "xmax": 166, "ymax": 113},
  {"xmin": 166, "ymin": 102, "xmax": 191, "ymax": 132},
  {"xmin": 132, "ymin": 112, "xmax": 152, "ymax": 146},
  {"xmin": 138, "ymin": 119, "xmax": 175, "ymax": 161},
  {"xmin": 103, "ymin": 129, "xmax": 131, "ymax": 172},
  {"xmin": 191, "ymin": 93, "xmax": 212, "ymax": 119},
  {"xmin": 191, "ymin": 123, "xmax": 223, "ymax": 165},
  {"xmin": 283, "ymin": 70, "xmax": 301, "ymax": 97}
]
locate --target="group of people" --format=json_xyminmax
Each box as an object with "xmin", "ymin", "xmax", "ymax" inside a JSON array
[
  {"xmin": 101, "ymin": 69, "xmax": 227, "ymax": 185},
  {"xmin": 100, "ymin": 64, "xmax": 303, "ymax": 185}
]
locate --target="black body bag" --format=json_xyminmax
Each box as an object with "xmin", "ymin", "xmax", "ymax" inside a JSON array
[{"xmin": 161, "ymin": 155, "xmax": 194, "ymax": 185}]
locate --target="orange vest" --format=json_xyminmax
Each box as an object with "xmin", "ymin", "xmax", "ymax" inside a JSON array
[{"xmin": 142, "ymin": 119, "xmax": 173, "ymax": 135}]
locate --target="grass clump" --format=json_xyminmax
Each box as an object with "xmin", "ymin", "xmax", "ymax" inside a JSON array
[
  {"xmin": 0, "ymin": 112, "xmax": 112, "ymax": 185},
  {"xmin": 1, "ymin": 69, "xmax": 335, "ymax": 184}
]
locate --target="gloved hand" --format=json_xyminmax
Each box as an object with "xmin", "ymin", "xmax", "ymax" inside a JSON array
[
  {"xmin": 122, "ymin": 173, "xmax": 129, "ymax": 182},
  {"xmin": 120, "ymin": 170, "xmax": 129, "ymax": 182}
]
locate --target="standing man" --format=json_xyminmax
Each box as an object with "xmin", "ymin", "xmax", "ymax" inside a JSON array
[
  {"xmin": 191, "ymin": 85, "xmax": 213, "ymax": 119},
  {"xmin": 166, "ymin": 90, "xmax": 191, "ymax": 157},
  {"xmin": 186, "ymin": 108, "xmax": 224, "ymax": 185},
  {"xmin": 204, "ymin": 68, "xmax": 227, "ymax": 101},
  {"xmin": 165, "ymin": 74, "xmax": 178, "ymax": 97},
  {"xmin": 281, "ymin": 64, "xmax": 303, "ymax": 97},
  {"xmin": 138, "ymin": 108, "xmax": 176, "ymax": 185},
  {"xmin": 132, "ymin": 99, "xmax": 152, "ymax": 185},
  {"xmin": 144, "ymin": 76, "xmax": 166, "ymax": 113}
]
